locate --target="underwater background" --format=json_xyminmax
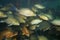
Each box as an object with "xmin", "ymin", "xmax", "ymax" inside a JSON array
[{"xmin": 0, "ymin": 0, "xmax": 60, "ymax": 40}]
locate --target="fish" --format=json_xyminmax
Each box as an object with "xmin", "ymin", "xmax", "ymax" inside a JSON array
[
  {"xmin": 44, "ymin": 14, "xmax": 53, "ymax": 21},
  {"xmin": 22, "ymin": 26, "xmax": 30, "ymax": 37},
  {"xmin": 39, "ymin": 11, "xmax": 54, "ymax": 21},
  {"xmin": 29, "ymin": 25, "xmax": 37, "ymax": 30},
  {"xmin": 0, "ymin": 11, "xmax": 7, "ymax": 23},
  {"xmin": 0, "ymin": 11, "xmax": 7, "ymax": 18},
  {"xmin": 4, "ymin": 31, "xmax": 14, "ymax": 38},
  {"xmin": 38, "ymin": 36, "xmax": 48, "ymax": 40},
  {"xmin": 5, "ymin": 16, "xmax": 20, "ymax": 26},
  {"xmin": 38, "ymin": 21, "xmax": 51, "ymax": 31},
  {"xmin": 4, "ymin": 11, "xmax": 20, "ymax": 26},
  {"xmin": 30, "ymin": 19, "xmax": 42, "ymax": 25},
  {"xmin": 39, "ymin": 15, "xmax": 49, "ymax": 21},
  {"xmin": 45, "ymin": 10, "xmax": 54, "ymax": 20},
  {"xmin": 34, "ymin": 4, "xmax": 45, "ymax": 9},
  {"xmin": 0, "ymin": 7, "xmax": 9, "ymax": 11},
  {"xmin": 38, "ymin": 13, "xmax": 54, "ymax": 21},
  {"xmin": 32, "ymin": 7, "xmax": 38, "ymax": 12},
  {"xmin": 0, "ymin": 4, "xmax": 13, "ymax": 11},
  {"xmin": 16, "ymin": 15, "xmax": 26, "ymax": 23},
  {"xmin": 18, "ymin": 18, "xmax": 26, "ymax": 23},
  {"xmin": 51, "ymin": 19, "xmax": 60, "ymax": 26},
  {"xmin": 18, "ymin": 8, "xmax": 36, "ymax": 17},
  {"xmin": 7, "ymin": 11, "xmax": 13, "ymax": 15},
  {"xmin": 18, "ymin": 15, "xmax": 27, "ymax": 19},
  {"xmin": 0, "ymin": 29, "xmax": 17, "ymax": 39},
  {"xmin": 5, "ymin": 10, "xmax": 27, "ymax": 25}
]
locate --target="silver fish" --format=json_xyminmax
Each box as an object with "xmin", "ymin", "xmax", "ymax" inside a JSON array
[
  {"xmin": 39, "ymin": 10, "xmax": 54, "ymax": 21},
  {"xmin": 51, "ymin": 19, "xmax": 60, "ymax": 26},
  {"xmin": 18, "ymin": 8, "xmax": 36, "ymax": 17},
  {"xmin": 34, "ymin": 4, "xmax": 45, "ymax": 9},
  {"xmin": 31, "ymin": 19, "xmax": 42, "ymax": 25},
  {"xmin": 39, "ymin": 14, "xmax": 49, "ymax": 21}
]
